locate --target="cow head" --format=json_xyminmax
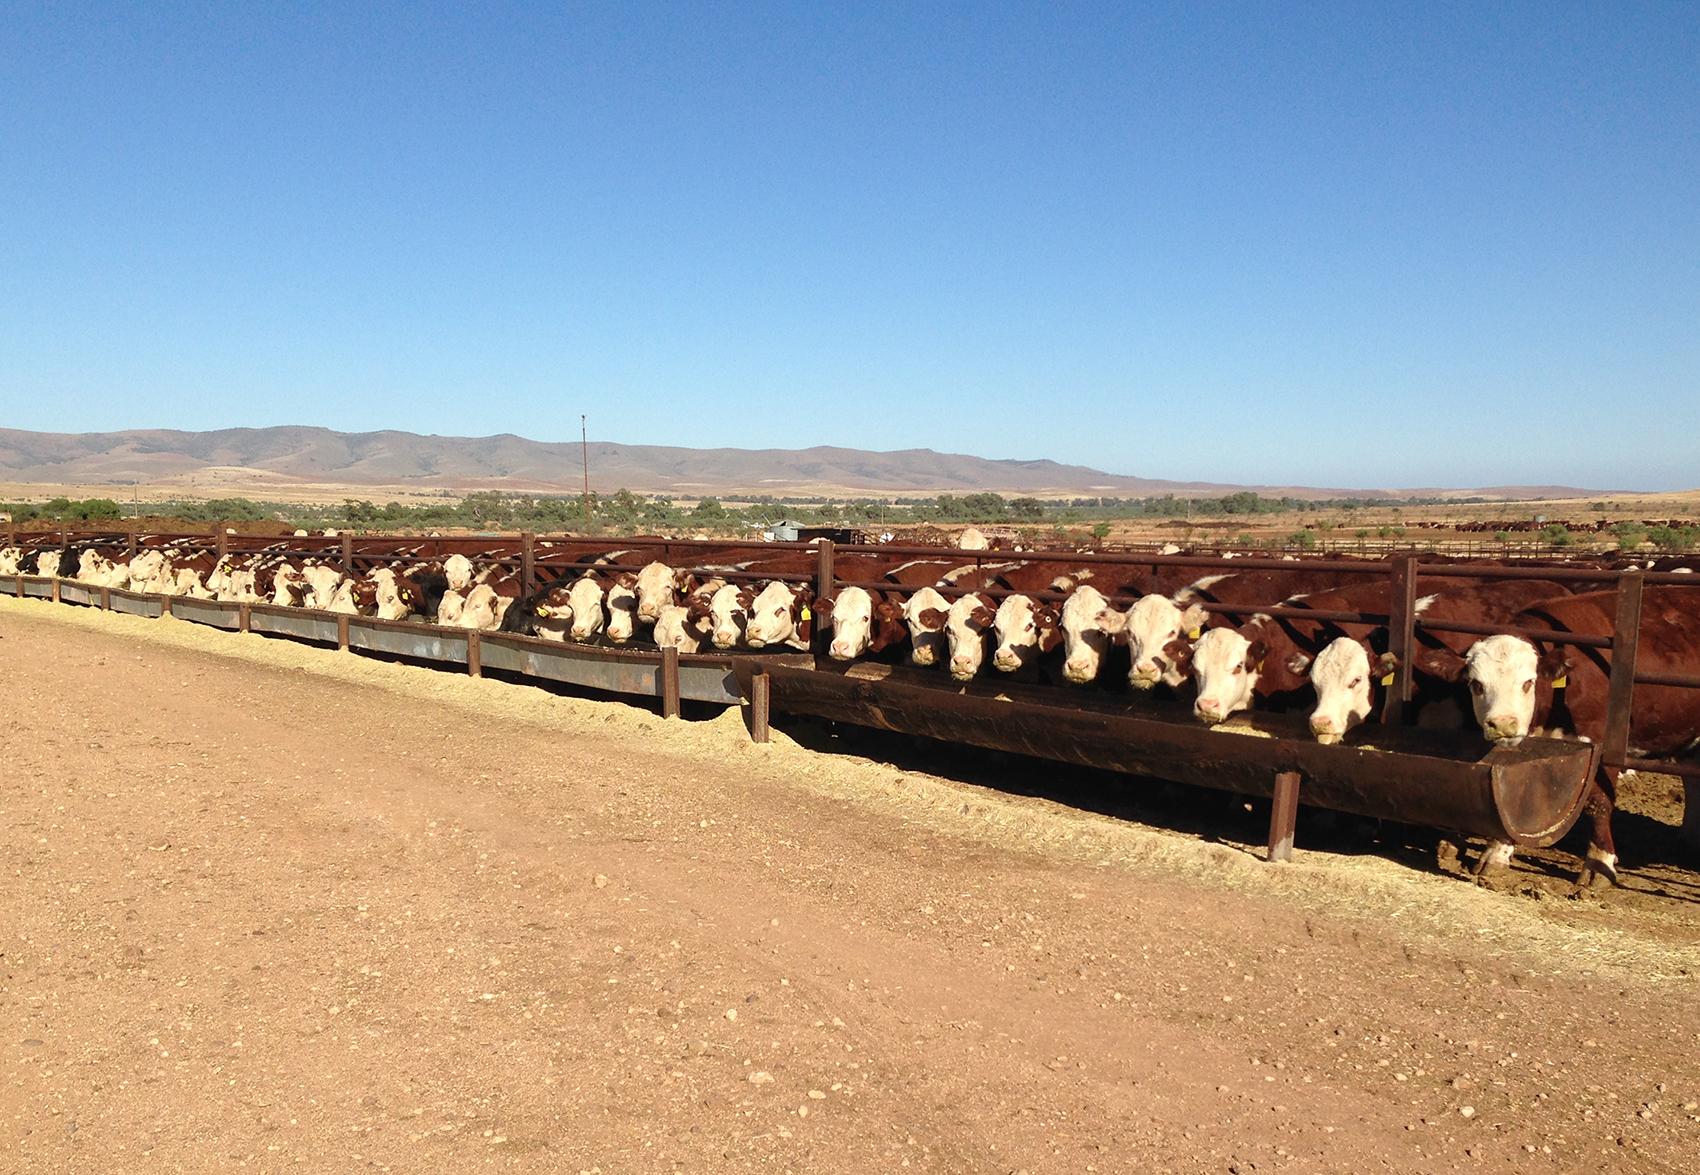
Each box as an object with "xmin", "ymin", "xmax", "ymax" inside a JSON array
[
  {"xmin": 443, "ymin": 554, "xmax": 475, "ymax": 593},
  {"xmin": 1190, "ymin": 627, "xmax": 1267, "ymax": 724},
  {"xmin": 604, "ymin": 579, "xmax": 640, "ymax": 643},
  {"xmin": 903, "ymin": 587, "xmax": 950, "ymax": 667},
  {"xmin": 709, "ymin": 583, "xmax": 749, "ymax": 649},
  {"xmin": 991, "ymin": 595, "xmax": 1057, "ymax": 673},
  {"xmin": 634, "ymin": 561, "xmax": 677, "ymax": 622},
  {"xmin": 1118, "ymin": 595, "xmax": 1208, "ymax": 689},
  {"xmin": 745, "ymin": 581, "xmax": 811, "ymax": 649},
  {"xmin": 1463, "ymin": 635, "xmax": 1566, "ymax": 745},
  {"xmin": 819, "ymin": 587, "xmax": 879, "ymax": 661},
  {"xmin": 566, "ymin": 577, "xmax": 607, "ymax": 641},
  {"xmin": 1307, "ymin": 637, "xmax": 1384, "ymax": 744},
  {"xmin": 945, "ymin": 593, "xmax": 996, "ymax": 680},
  {"xmin": 1059, "ymin": 586, "xmax": 1113, "ymax": 684},
  {"xmin": 653, "ymin": 603, "xmax": 710, "ymax": 654}
]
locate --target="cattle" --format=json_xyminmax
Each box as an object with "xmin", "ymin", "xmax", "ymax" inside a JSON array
[
  {"xmin": 1189, "ymin": 627, "xmax": 1268, "ymax": 724},
  {"xmin": 34, "ymin": 549, "xmax": 64, "ymax": 577},
  {"xmin": 602, "ymin": 575, "xmax": 641, "ymax": 643},
  {"xmin": 0, "ymin": 547, "xmax": 24, "ymax": 575},
  {"xmin": 443, "ymin": 554, "xmax": 475, "ymax": 593},
  {"xmin": 446, "ymin": 582, "xmax": 515, "ymax": 631},
  {"xmin": 903, "ymin": 586, "xmax": 951, "ymax": 667},
  {"xmin": 990, "ymin": 594, "xmax": 1062, "ymax": 674},
  {"xmin": 633, "ymin": 561, "xmax": 688, "ymax": 624},
  {"xmin": 815, "ymin": 586, "xmax": 907, "ymax": 662},
  {"xmin": 300, "ymin": 564, "xmax": 344, "ymax": 610},
  {"xmin": 707, "ymin": 583, "xmax": 751, "ymax": 649},
  {"xmin": 1059, "ymin": 585, "xmax": 1117, "ymax": 684},
  {"xmin": 940, "ymin": 592, "xmax": 998, "ymax": 681},
  {"xmin": 561, "ymin": 576, "xmax": 608, "ymax": 642},
  {"xmin": 1448, "ymin": 586, "xmax": 1700, "ymax": 882},
  {"xmin": 1305, "ymin": 579, "xmax": 1577, "ymax": 744},
  {"xmin": 743, "ymin": 581, "xmax": 814, "ymax": 651},
  {"xmin": 1100, "ymin": 594, "xmax": 1210, "ymax": 690},
  {"xmin": 653, "ymin": 602, "xmax": 712, "ymax": 653}
]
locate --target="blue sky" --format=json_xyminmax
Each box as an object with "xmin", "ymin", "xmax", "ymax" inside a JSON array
[{"xmin": 2, "ymin": 3, "xmax": 1696, "ymax": 490}]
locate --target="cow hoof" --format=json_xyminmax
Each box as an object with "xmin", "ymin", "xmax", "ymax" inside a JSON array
[
  {"xmin": 1578, "ymin": 862, "xmax": 1617, "ymax": 890},
  {"xmin": 1473, "ymin": 867, "xmax": 1514, "ymax": 892},
  {"xmin": 1436, "ymin": 838, "xmax": 1462, "ymax": 871}
]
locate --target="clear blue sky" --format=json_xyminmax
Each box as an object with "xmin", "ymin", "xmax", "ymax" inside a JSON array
[{"xmin": 2, "ymin": 3, "xmax": 1695, "ymax": 490}]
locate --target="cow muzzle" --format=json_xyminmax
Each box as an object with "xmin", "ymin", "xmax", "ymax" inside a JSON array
[
  {"xmin": 1130, "ymin": 662, "xmax": 1161, "ymax": 689},
  {"xmin": 1194, "ymin": 700, "xmax": 1225, "ymax": 724},
  {"xmin": 1063, "ymin": 657, "xmax": 1094, "ymax": 683},
  {"xmin": 992, "ymin": 648, "xmax": 1021, "ymax": 672},
  {"xmin": 1483, "ymin": 715, "xmax": 1526, "ymax": 743}
]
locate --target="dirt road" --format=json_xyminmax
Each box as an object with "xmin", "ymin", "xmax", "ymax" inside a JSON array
[{"xmin": 3, "ymin": 596, "xmax": 1699, "ymax": 1173}]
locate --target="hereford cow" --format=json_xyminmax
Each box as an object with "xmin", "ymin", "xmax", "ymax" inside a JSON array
[
  {"xmin": 743, "ymin": 581, "xmax": 814, "ymax": 651},
  {"xmin": 902, "ymin": 586, "xmax": 951, "ymax": 667},
  {"xmin": 941, "ymin": 592, "xmax": 998, "ymax": 681},
  {"xmin": 1451, "ymin": 587, "xmax": 1700, "ymax": 882},
  {"xmin": 1100, "ymin": 594, "xmax": 1210, "ymax": 690},
  {"xmin": 990, "ymin": 594, "xmax": 1062, "ymax": 675},
  {"xmin": 815, "ymin": 586, "xmax": 907, "ymax": 661}
]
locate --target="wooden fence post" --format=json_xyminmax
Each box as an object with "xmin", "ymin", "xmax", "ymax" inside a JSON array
[
  {"xmin": 1600, "ymin": 572, "xmax": 1644, "ymax": 770},
  {"xmin": 467, "ymin": 629, "xmax": 482, "ymax": 678},
  {"xmin": 1267, "ymin": 770, "xmax": 1301, "ymax": 862},
  {"xmin": 750, "ymin": 672, "xmax": 771, "ymax": 744},
  {"xmin": 522, "ymin": 531, "xmax": 536, "ymax": 595},
  {"xmin": 341, "ymin": 532, "xmax": 353, "ymax": 574},
  {"xmin": 813, "ymin": 540, "xmax": 835, "ymax": 655},
  {"xmin": 660, "ymin": 645, "xmax": 680, "ymax": 718},
  {"xmin": 1380, "ymin": 554, "xmax": 1418, "ymax": 725}
]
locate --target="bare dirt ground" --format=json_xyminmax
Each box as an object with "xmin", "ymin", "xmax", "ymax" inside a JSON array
[{"xmin": 4, "ymin": 597, "xmax": 1700, "ymax": 1174}]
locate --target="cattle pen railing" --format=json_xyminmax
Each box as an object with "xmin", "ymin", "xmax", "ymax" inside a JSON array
[{"xmin": 6, "ymin": 530, "xmax": 1698, "ymax": 870}]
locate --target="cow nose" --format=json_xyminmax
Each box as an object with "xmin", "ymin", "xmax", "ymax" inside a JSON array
[
  {"xmin": 831, "ymin": 641, "xmax": 853, "ymax": 659},
  {"xmin": 1064, "ymin": 657, "xmax": 1090, "ymax": 678},
  {"xmin": 1195, "ymin": 700, "xmax": 1223, "ymax": 722}
]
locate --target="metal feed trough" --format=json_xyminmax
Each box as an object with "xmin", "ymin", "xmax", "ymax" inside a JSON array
[{"xmin": 7, "ymin": 527, "xmax": 1698, "ymax": 866}]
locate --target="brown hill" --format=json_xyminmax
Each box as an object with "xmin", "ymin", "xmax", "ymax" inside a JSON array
[{"xmin": 0, "ymin": 426, "xmax": 1610, "ymax": 501}]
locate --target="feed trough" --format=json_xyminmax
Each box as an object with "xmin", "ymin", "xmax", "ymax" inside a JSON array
[{"xmin": 733, "ymin": 660, "xmax": 1595, "ymax": 856}]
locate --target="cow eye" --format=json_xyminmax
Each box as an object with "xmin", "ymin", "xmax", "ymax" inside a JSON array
[
  {"xmin": 1522, "ymin": 679, "xmax": 1534, "ymax": 694},
  {"xmin": 1469, "ymin": 680, "xmax": 1484, "ymax": 695},
  {"xmin": 1349, "ymin": 677, "xmax": 1362, "ymax": 688},
  {"xmin": 1232, "ymin": 665, "xmax": 1243, "ymax": 675}
]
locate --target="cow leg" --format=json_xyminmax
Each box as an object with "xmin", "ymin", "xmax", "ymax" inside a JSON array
[
  {"xmin": 1472, "ymin": 840, "xmax": 1516, "ymax": 882},
  {"xmin": 1684, "ymin": 775, "xmax": 1700, "ymax": 858},
  {"xmin": 1575, "ymin": 771, "xmax": 1619, "ymax": 889}
]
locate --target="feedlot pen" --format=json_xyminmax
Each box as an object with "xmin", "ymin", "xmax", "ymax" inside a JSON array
[{"xmin": 6, "ymin": 530, "xmax": 1699, "ymax": 885}]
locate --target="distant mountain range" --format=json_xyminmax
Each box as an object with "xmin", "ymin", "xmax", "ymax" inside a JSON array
[{"xmin": 0, "ymin": 426, "xmax": 1608, "ymax": 501}]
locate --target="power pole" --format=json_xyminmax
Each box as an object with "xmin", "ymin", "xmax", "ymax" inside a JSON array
[{"xmin": 581, "ymin": 414, "xmax": 594, "ymax": 535}]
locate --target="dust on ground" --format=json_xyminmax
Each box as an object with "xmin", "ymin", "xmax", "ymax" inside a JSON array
[{"xmin": 3, "ymin": 595, "xmax": 1699, "ymax": 1174}]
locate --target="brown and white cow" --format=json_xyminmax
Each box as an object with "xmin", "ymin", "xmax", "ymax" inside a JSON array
[
  {"xmin": 902, "ymin": 586, "xmax": 952, "ymax": 667},
  {"xmin": 743, "ymin": 581, "xmax": 814, "ymax": 651},
  {"xmin": 1451, "ymin": 587, "xmax": 1700, "ymax": 882},
  {"xmin": 1059, "ymin": 585, "xmax": 1117, "ymax": 684},
  {"xmin": 815, "ymin": 586, "xmax": 908, "ymax": 661},
  {"xmin": 942, "ymin": 592, "xmax": 998, "ymax": 681},
  {"xmin": 1100, "ymin": 594, "xmax": 1210, "ymax": 690},
  {"xmin": 990, "ymin": 594, "xmax": 1062, "ymax": 674}
]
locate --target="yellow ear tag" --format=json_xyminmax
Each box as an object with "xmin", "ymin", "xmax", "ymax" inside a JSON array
[
  {"xmin": 800, "ymin": 607, "xmax": 811, "ymax": 621},
  {"xmin": 535, "ymin": 606, "xmax": 550, "ymax": 617},
  {"xmin": 1380, "ymin": 672, "xmax": 1395, "ymax": 686},
  {"xmin": 1187, "ymin": 627, "xmax": 1201, "ymax": 640},
  {"xmin": 1552, "ymin": 675, "xmax": 1567, "ymax": 689}
]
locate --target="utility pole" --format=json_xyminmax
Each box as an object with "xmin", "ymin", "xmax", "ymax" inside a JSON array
[{"xmin": 581, "ymin": 414, "xmax": 594, "ymax": 535}]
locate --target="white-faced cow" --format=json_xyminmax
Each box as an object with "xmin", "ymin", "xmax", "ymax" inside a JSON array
[{"xmin": 902, "ymin": 586, "xmax": 951, "ymax": 667}]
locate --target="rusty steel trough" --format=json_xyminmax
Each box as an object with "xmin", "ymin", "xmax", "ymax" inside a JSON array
[{"xmin": 733, "ymin": 661, "xmax": 1595, "ymax": 850}]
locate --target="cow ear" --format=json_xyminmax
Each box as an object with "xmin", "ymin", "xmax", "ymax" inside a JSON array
[
  {"xmin": 1538, "ymin": 647, "xmax": 1571, "ymax": 679},
  {"xmin": 916, "ymin": 607, "xmax": 947, "ymax": 630},
  {"xmin": 1040, "ymin": 626, "xmax": 1064, "ymax": 653},
  {"xmin": 616, "ymin": 572, "xmax": 637, "ymax": 588},
  {"xmin": 674, "ymin": 569, "xmax": 694, "ymax": 591},
  {"xmin": 814, "ymin": 596, "xmax": 835, "ymax": 622},
  {"xmin": 1179, "ymin": 602, "xmax": 1209, "ymax": 632},
  {"xmin": 736, "ymin": 588, "xmax": 755, "ymax": 609},
  {"xmin": 1247, "ymin": 639, "xmax": 1269, "ymax": 668},
  {"xmin": 875, "ymin": 599, "xmax": 903, "ymax": 621},
  {"xmin": 1285, "ymin": 651, "xmax": 1313, "ymax": 676},
  {"xmin": 1096, "ymin": 608, "xmax": 1128, "ymax": 634},
  {"xmin": 969, "ymin": 606, "xmax": 994, "ymax": 633},
  {"xmin": 1415, "ymin": 647, "xmax": 1465, "ymax": 683}
]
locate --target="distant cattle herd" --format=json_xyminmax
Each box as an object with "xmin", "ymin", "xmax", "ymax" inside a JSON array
[{"xmin": 4, "ymin": 537, "xmax": 1697, "ymax": 884}]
